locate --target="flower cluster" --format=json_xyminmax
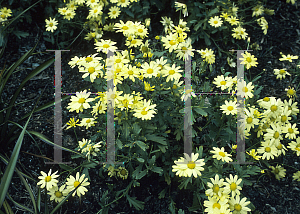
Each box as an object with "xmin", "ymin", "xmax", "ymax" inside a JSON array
[
  {"xmin": 37, "ymin": 170, "xmax": 90, "ymax": 202},
  {"xmin": 203, "ymin": 174, "xmax": 251, "ymax": 214}
]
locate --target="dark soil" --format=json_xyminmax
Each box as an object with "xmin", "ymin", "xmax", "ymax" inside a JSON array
[{"xmin": 1, "ymin": 0, "xmax": 300, "ymax": 214}]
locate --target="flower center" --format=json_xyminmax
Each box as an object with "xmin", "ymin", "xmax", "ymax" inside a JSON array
[
  {"xmin": 227, "ymin": 106, "xmax": 234, "ymax": 111},
  {"xmin": 141, "ymin": 110, "xmax": 147, "ymax": 115},
  {"xmin": 120, "ymin": 169, "xmax": 127, "ymax": 175},
  {"xmin": 147, "ymin": 68, "xmax": 153, "ymax": 74},
  {"xmin": 122, "ymin": 26, "xmax": 129, "ymax": 30},
  {"xmin": 85, "ymin": 57, "xmax": 93, "ymax": 62},
  {"xmin": 128, "ymin": 70, "xmax": 133, "ymax": 75},
  {"xmin": 78, "ymin": 98, "xmax": 86, "ymax": 103},
  {"xmin": 115, "ymin": 59, "xmax": 121, "ymax": 63},
  {"xmin": 214, "ymin": 20, "xmax": 218, "ymax": 24},
  {"xmin": 142, "ymin": 46, "xmax": 148, "ymax": 52},
  {"xmin": 234, "ymin": 204, "xmax": 242, "ymax": 211},
  {"xmin": 138, "ymin": 28, "xmax": 143, "ymax": 33},
  {"xmin": 187, "ymin": 161, "xmax": 195, "ymax": 169},
  {"xmin": 265, "ymin": 147, "xmax": 271, "ymax": 152},
  {"xmin": 98, "ymin": 105, "xmax": 102, "ymax": 110},
  {"xmin": 213, "ymin": 185, "xmax": 220, "ymax": 193},
  {"xmin": 182, "ymin": 46, "xmax": 187, "ymax": 50},
  {"xmin": 246, "ymin": 57, "xmax": 252, "ymax": 62},
  {"xmin": 45, "ymin": 176, "xmax": 51, "ymax": 182},
  {"xmin": 169, "ymin": 40, "xmax": 176, "ymax": 45},
  {"xmin": 263, "ymin": 97, "xmax": 270, "ymax": 102},
  {"xmin": 55, "ymin": 191, "xmax": 62, "ymax": 198},
  {"xmin": 103, "ymin": 44, "xmax": 110, "ymax": 48},
  {"xmin": 220, "ymin": 80, "xmax": 226, "ymax": 85},
  {"xmin": 74, "ymin": 181, "xmax": 80, "ymax": 187},
  {"xmin": 270, "ymin": 105, "xmax": 277, "ymax": 112},
  {"xmin": 277, "ymin": 143, "xmax": 282, "ymax": 149},
  {"xmin": 131, "ymin": 40, "xmax": 137, "ymax": 44},
  {"xmin": 281, "ymin": 116, "xmax": 287, "ymax": 122},
  {"xmin": 230, "ymin": 182, "xmax": 237, "ymax": 190},
  {"xmin": 279, "ymin": 69, "xmax": 286, "ymax": 75},
  {"xmin": 121, "ymin": 0, "xmax": 125, "ymax": 2},
  {"xmin": 86, "ymin": 119, "xmax": 91, "ymax": 123},
  {"xmin": 288, "ymin": 128, "xmax": 294, "ymax": 133},
  {"xmin": 242, "ymin": 87, "xmax": 248, "ymax": 92},
  {"xmin": 169, "ymin": 70, "xmax": 175, "ymax": 75},
  {"xmin": 213, "ymin": 202, "xmax": 221, "ymax": 209},
  {"xmin": 274, "ymin": 169, "xmax": 279, "ymax": 174},
  {"xmin": 49, "ymin": 23, "xmax": 53, "ymax": 27},
  {"xmin": 172, "ymin": 84, "xmax": 177, "ymax": 89},
  {"xmin": 112, "ymin": 11, "xmax": 116, "ymax": 14},
  {"xmin": 88, "ymin": 67, "xmax": 95, "ymax": 74},
  {"xmin": 274, "ymin": 131, "xmax": 280, "ymax": 139},
  {"xmin": 219, "ymin": 151, "xmax": 225, "ymax": 157},
  {"xmin": 246, "ymin": 117, "xmax": 253, "ymax": 124},
  {"xmin": 287, "ymin": 89, "xmax": 295, "ymax": 96}
]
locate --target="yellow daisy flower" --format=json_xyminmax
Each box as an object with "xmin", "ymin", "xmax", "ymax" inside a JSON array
[
  {"xmin": 239, "ymin": 51, "xmax": 258, "ymax": 70},
  {"xmin": 95, "ymin": 39, "xmax": 117, "ymax": 54},
  {"xmin": 208, "ymin": 16, "xmax": 223, "ymax": 28},
  {"xmin": 257, "ymin": 140, "xmax": 278, "ymax": 160},
  {"xmin": 220, "ymin": 100, "xmax": 237, "ymax": 116},
  {"xmin": 228, "ymin": 195, "xmax": 251, "ymax": 213},
  {"xmin": 66, "ymin": 172, "xmax": 90, "ymax": 197},
  {"xmin": 210, "ymin": 147, "xmax": 233, "ymax": 163},
  {"xmin": 279, "ymin": 52, "xmax": 298, "ymax": 62},
  {"xmin": 273, "ymin": 68, "xmax": 290, "ymax": 80},
  {"xmin": 67, "ymin": 90, "xmax": 94, "ymax": 113},
  {"xmin": 37, "ymin": 169, "xmax": 59, "ymax": 191},
  {"xmin": 270, "ymin": 164, "xmax": 286, "ymax": 180},
  {"xmin": 45, "ymin": 17, "xmax": 58, "ymax": 33},
  {"xmin": 133, "ymin": 99, "xmax": 157, "ymax": 120},
  {"xmin": 66, "ymin": 117, "xmax": 80, "ymax": 130},
  {"xmin": 108, "ymin": 6, "xmax": 121, "ymax": 19},
  {"xmin": 172, "ymin": 153, "xmax": 205, "ymax": 178},
  {"xmin": 47, "ymin": 184, "xmax": 69, "ymax": 203},
  {"xmin": 117, "ymin": 166, "xmax": 129, "ymax": 179},
  {"xmin": 205, "ymin": 174, "xmax": 225, "ymax": 198},
  {"xmin": 223, "ymin": 174, "xmax": 243, "ymax": 198}
]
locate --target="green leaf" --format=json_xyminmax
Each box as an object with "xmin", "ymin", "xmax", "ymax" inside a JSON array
[
  {"xmin": 15, "ymin": 169, "xmax": 38, "ymax": 213},
  {"xmin": 123, "ymin": 122, "xmax": 130, "ymax": 139},
  {"xmin": 135, "ymin": 141, "xmax": 149, "ymax": 151},
  {"xmin": 151, "ymin": 166, "xmax": 163, "ymax": 174},
  {"xmin": 136, "ymin": 170, "xmax": 147, "ymax": 180},
  {"xmin": 158, "ymin": 188, "xmax": 167, "ymax": 199},
  {"xmin": 116, "ymin": 139, "xmax": 123, "ymax": 149},
  {"xmin": 145, "ymin": 134, "xmax": 167, "ymax": 145},
  {"xmin": 132, "ymin": 123, "xmax": 141, "ymax": 135},
  {"xmin": 193, "ymin": 106, "xmax": 207, "ymax": 117},
  {"xmin": 137, "ymin": 157, "xmax": 144, "ymax": 163},
  {"xmin": 125, "ymin": 194, "xmax": 145, "ymax": 210},
  {"xmin": 204, "ymin": 32, "xmax": 211, "ymax": 46},
  {"xmin": 82, "ymin": 161, "xmax": 98, "ymax": 169},
  {"xmin": 6, "ymin": 194, "xmax": 34, "ymax": 213},
  {"xmin": 208, "ymin": 8, "xmax": 219, "ymax": 17},
  {"xmin": 194, "ymin": 22, "xmax": 202, "ymax": 31},
  {"xmin": 124, "ymin": 9, "xmax": 134, "ymax": 18},
  {"xmin": 178, "ymin": 177, "xmax": 193, "ymax": 190},
  {"xmin": 27, "ymin": 131, "xmax": 84, "ymax": 156},
  {"xmin": 13, "ymin": 31, "xmax": 29, "ymax": 39},
  {"xmin": 196, "ymin": 146, "xmax": 203, "ymax": 158},
  {"xmin": 178, "ymin": 209, "xmax": 185, "ymax": 214},
  {"xmin": 59, "ymin": 164, "xmax": 75, "ymax": 172},
  {"xmin": 0, "ymin": 107, "xmax": 33, "ymax": 208}
]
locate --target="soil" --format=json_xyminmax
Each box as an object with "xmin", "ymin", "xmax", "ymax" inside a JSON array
[{"xmin": 1, "ymin": 0, "xmax": 300, "ymax": 214}]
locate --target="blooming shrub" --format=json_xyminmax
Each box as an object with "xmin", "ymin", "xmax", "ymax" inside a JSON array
[{"xmin": 1, "ymin": 0, "xmax": 300, "ymax": 213}]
